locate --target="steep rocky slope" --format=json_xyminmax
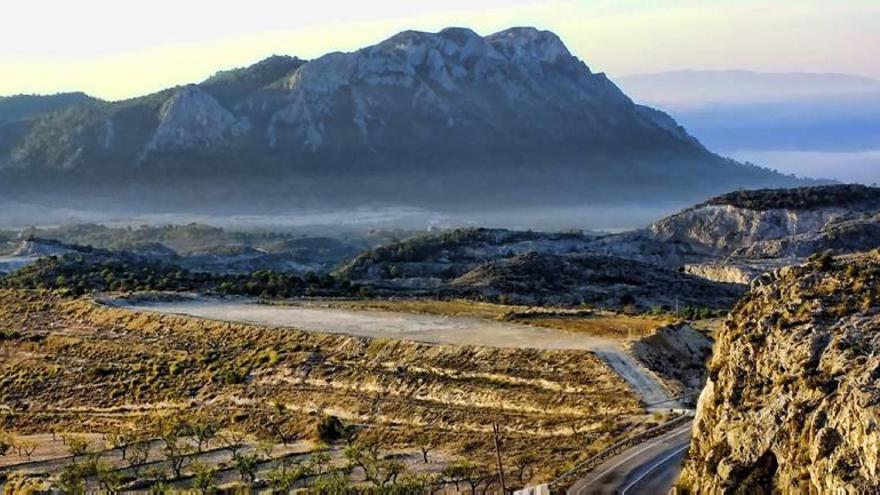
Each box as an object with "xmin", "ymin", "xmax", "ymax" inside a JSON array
[
  {"xmin": 678, "ymin": 252, "xmax": 880, "ymax": 494},
  {"xmin": 0, "ymin": 27, "xmax": 799, "ymax": 213},
  {"xmin": 629, "ymin": 324, "xmax": 713, "ymax": 401}
]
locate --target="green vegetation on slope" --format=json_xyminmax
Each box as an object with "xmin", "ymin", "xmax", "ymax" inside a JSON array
[{"xmin": 1, "ymin": 253, "xmax": 350, "ymax": 297}]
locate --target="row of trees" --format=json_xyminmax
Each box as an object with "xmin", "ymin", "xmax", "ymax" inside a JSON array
[{"xmin": 2, "ymin": 411, "xmax": 542, "ymax": 494}]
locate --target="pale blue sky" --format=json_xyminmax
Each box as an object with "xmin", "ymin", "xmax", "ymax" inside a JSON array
[{"xmin": 2, "ymin": 0, "xmax": 878, "ymax": 100}]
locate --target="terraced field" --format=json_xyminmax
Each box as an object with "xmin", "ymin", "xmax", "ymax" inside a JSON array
[{"xmin": 0, "ymin": 290, "xmax": 673, "ymax": 492}]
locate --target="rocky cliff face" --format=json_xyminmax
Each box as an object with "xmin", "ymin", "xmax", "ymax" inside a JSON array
[
  {"xmin": 146, "ymin": 85, "xmax": 251, "ymax": 153},
  {"xmin": 678, "ymin": 252, "xmax": 880, "ymax": 494}
]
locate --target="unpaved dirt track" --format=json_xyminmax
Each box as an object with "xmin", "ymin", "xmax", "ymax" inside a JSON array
[
  {"xmin": 125, "ymin": 300, "xmax": 617, "ymax": 351},
  {"xmin": 124, "ymin": 300, "xmax": 677, "ymax": 406},
  {"xmin": 593, "ymin": 348, "xmax": 681, "ymax": 410}
]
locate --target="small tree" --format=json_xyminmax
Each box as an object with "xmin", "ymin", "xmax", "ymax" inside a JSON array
[
  {"xmin": 159, "ymin": 429, "xmax": 192, "ymax": 479},
  {"xmin": 106, "ymin": 426, "xmax": 138, "ymax": 460},
  {"xmin": 63, "ymin": 434, "xmax": 92, "ymax": 464},
  {"xmin": 266, "ymin": 458, "xmax": 308, "ymax": 492},
  {"xmin": 312, "ymin": 471, "xmax": 352, "ymax": 493},
  {"xmin": 17, "ymin": 438, "xmax": 37, "ymax": 461},
  {"xmin": 344, "ymin": 433, "xmax": 406, "ymax": 487},
  {"xmin": 127, "ymin": 441, "xmax": 151, "ymax": 477},
  {"xmin": 512, "ymin": 452, "xmax": 538, "ymax": 484},
  {"xmin": 218, "ymin": 429, "xmax": 248, "ymax": 458},
  {"xmin": 191, "ymin": 461, "xmax": 218, "ymax": 495},
  {"xmin": 233, "ymin": 452, "xmax": 261, "ymax": 485},
  {"xmin": 256, "ymin": 439, "xmax": 275, "ymax": 460},
  {"xmin": 187, "ymin": 418, "xmax": 219, "ymax": 454},
  {"xmin": 443, "ymin": 460, "xmax": 491, "ymax": 495},
  {"xmin": 307, "ymin": 448, "xmax": 332, "ymax": 485},
  {"xmin": 415, "ymin": 431, "xmax": 439, "ymax": 463},
  {"xmin": 96, "ymin": 462, "xmax": 125, "ymax": 493},
  {"xmin": 57, "ymin": 463, "xmax": 89, "ymax": 495}
]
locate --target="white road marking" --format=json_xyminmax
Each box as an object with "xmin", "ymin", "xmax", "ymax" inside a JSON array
[
  {"xmin": 575, "ymin": 426, "xmax": 691, "ymax": 495},
  {"xmin": 620, "ymin": 444, "xmax": 689, "ymax": 495}
]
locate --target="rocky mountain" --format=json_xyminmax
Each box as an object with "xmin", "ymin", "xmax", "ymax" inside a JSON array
[
  {"xmin": 678, "ymin": 252, "xmax": 880, "ymax": 493},
  {"xmin": 0, "ymin": 27, "xmax": 801, "ymax": 213}
]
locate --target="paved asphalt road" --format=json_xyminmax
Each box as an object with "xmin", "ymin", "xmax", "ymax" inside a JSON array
[{"xmin": 567, "ymin": 420, "xmax": 693, "ymax": 495}]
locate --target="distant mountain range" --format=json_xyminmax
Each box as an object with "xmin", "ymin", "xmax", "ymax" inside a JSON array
[
  {"xmin": 618, "ymin": 70, "xmax": 880, "ymax": 157},
  {"xmin": 0, "ymin": 28, "xmax": 805, "ymax": 216}
]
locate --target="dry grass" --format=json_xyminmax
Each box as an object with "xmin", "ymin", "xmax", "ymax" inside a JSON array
[
  {"xmin": 324, "ymin": 298, "xmax": 521, "ymax": 319},
  {"xmin": 0, "ymin": 290, "xmax": 652, "ymax": 489},
  {"xmin": 515, "ymin": 314, "xmax": 672, "ymax": 339}
]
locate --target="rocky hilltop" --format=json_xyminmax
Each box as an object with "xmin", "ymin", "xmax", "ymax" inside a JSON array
[
  {"xmin": 587, "ymin": 185, "xmax": 880, "ymax": 281},
  {"xmin": 0, "ymin": 27, "xmax": 800, "ymax": 213},
  {"xmin": 678, "ymin": 252, "xmax": 880, "ymax": 493},
  {"xmin": 447, "ymin": 251, "xmax": 743, "ymax": 309}
]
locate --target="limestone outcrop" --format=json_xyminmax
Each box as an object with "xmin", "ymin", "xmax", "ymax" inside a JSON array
[{"xmin": 678, "ymin": 252, "xmax": 880, "ymax": 494}]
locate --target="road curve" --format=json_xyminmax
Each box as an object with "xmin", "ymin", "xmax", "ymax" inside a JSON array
[{"xmin": 567, "ymin": 420, "xmax": 693, "ymax": 495}]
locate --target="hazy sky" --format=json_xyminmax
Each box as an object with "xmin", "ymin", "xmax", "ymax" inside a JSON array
[{"xmin": 2, "ymin": 0, "xmax": 878, "ymax": 100}]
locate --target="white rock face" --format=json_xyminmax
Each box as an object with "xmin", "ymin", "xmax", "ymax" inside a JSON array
[
  {"xmin": 683, "ymin": 260, "xmax": 793, "ymax": 285},
  {"xmin": 147, "ymin": 85, "xmax": 250, "ymax": 152},
  {"xmin": 12, "ymin": 239, "xmax": 77, "ymax": 257},
  {"xmin": 268, "ymin": 26, "xmax": 650, "ymax": 149},
  {"xmin": 679, "ymin": 256, "xmax": 880, "ymax": 493},
  {"xmin": 649, "ymin": 204, "xmax": 857, "ymax": 255}
]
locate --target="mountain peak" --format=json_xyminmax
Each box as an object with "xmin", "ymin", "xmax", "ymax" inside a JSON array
[
  {"xmin": 487, "ymin": 27, "xmax": 571, "ymax": 64},
  {"xmin": 146, "ymin": 84, "xmax": 249, "ymax": 153}
]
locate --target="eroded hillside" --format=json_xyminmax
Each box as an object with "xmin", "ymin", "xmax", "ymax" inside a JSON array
[{"xmin": 678, "ymin": 251, "xmax": 880, "ymax": 493}]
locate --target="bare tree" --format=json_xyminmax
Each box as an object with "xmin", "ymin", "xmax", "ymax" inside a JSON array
[
  {"xmin": 218, "ymin": 429, "xmax": 248, "ymax": 458},
  {"xmin": 344, "ymin": 432, "xmax": 406, "ymax": 487},
  {"xmin": 17, "ymin": 438, "xmax": 37, "ymax": 461},
  {"xmin": 512, "ymin": 452, "xmax": 538, "ymax": 484},
  {"xmin": 126, "ymin": 441, "xmax": 151, "ymax": 477}
]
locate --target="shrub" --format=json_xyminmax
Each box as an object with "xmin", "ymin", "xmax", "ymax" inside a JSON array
[{"xmin": 316, "ymin": 415, "xmax": 346, "ymax": 443}]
